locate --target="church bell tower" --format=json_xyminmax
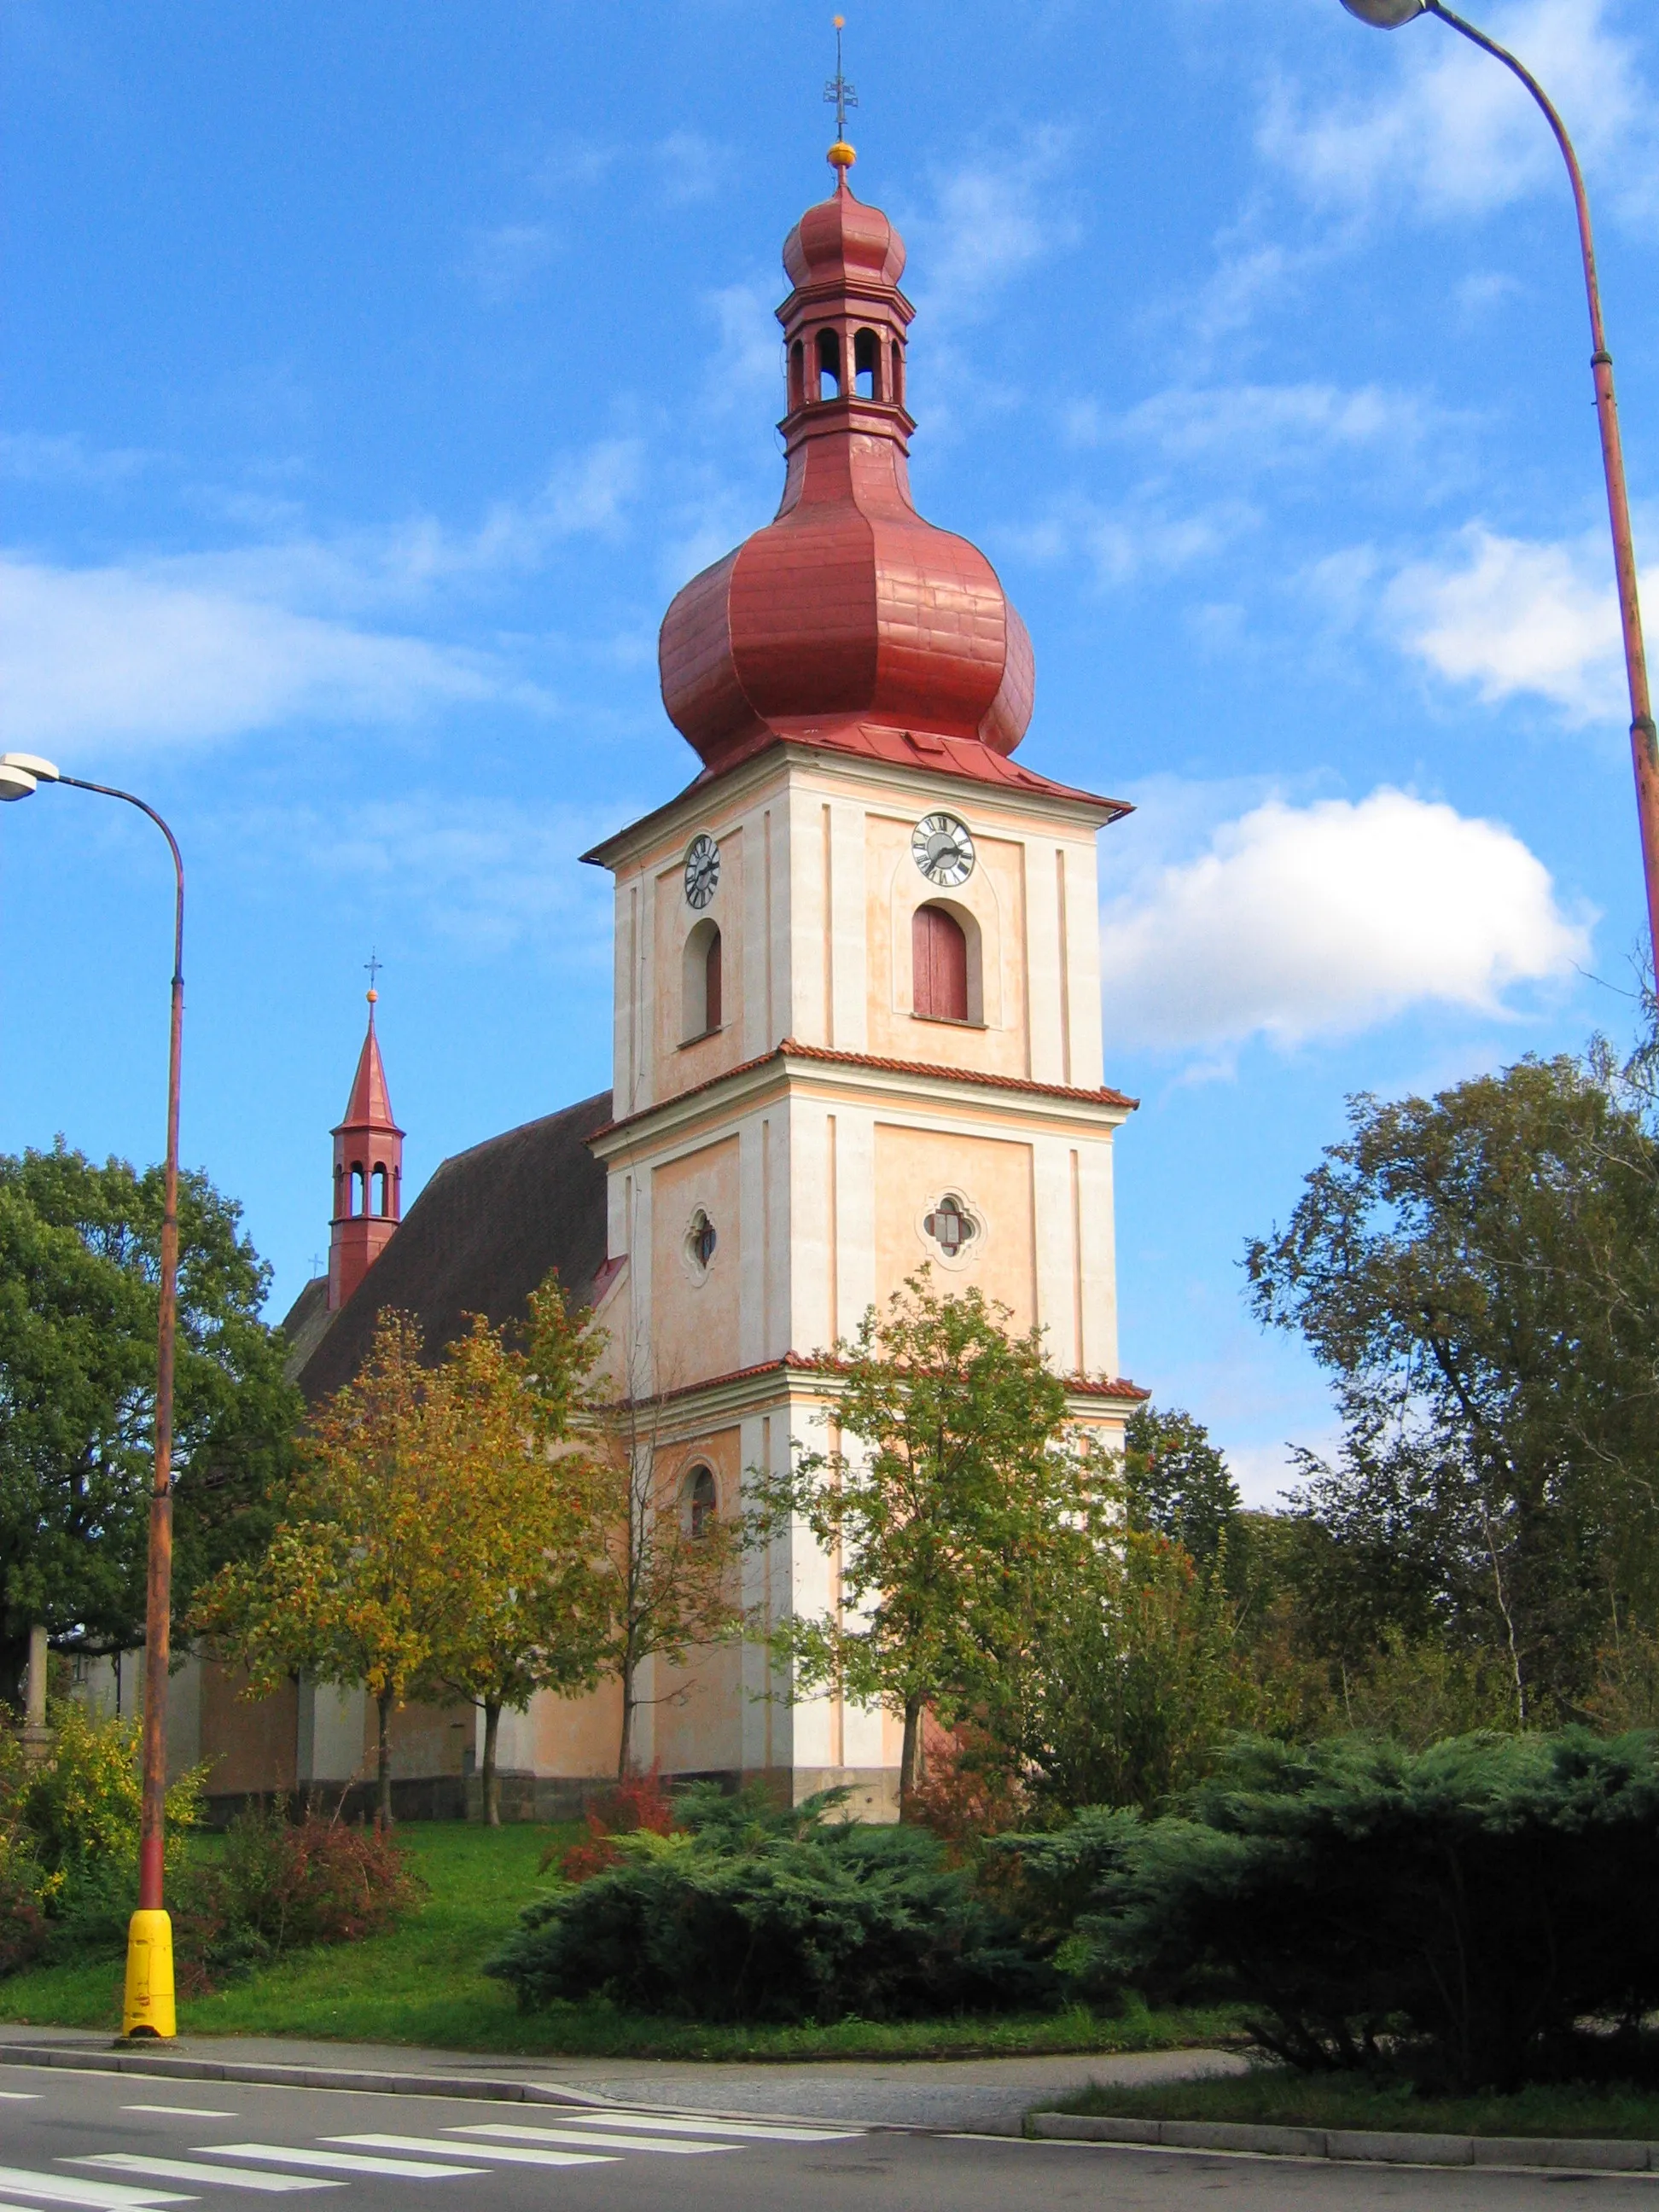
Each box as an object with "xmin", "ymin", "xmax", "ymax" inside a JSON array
[
  {"xmin": 581, "ymin": 131, "xmax": 1141, "ymax": 1809},
  {"xmin": 328, "ymin": 987, "xmax": 404, "ymax": 1312}
]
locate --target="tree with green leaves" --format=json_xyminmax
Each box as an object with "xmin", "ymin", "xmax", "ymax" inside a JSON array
[
  {"xmin": 1247, "ymin": 1051, "xmax": 1659, "ymax": 1725},
  {"xmin": 764, "ymin": 1272, "xmax": 1114, "ymax": 1814},
  {"xmin": 1123, "ymin": 1403, "xmax": 1242, "ymax": 1576},
  {"xmin": 0, "ymin": 1141, "xmax": 298, "ymax": 1709}
]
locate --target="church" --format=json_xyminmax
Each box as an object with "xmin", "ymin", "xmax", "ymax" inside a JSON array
[{"xmin": 160, "ymin": 134, "xmax": 1146, "ymax": 1822}]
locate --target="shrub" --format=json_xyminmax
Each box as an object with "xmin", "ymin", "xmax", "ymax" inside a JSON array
[
  {"xmin": 177, "ymin": 1805, "xmax": 422, "ymax": 1980},
  {"xmin": 1047, "ymin": 1730, "xmax": 1659, "ymax": 2092},
  {"xmin": 545, "ymin": 1767, "xmax": 679, "ymax": 1884},
  {"xmin": 486, "ymin": 1809, "xmax": 1049, "ymax": 2023},
  {"xmin": 0, "ymin": 1704, "xmax": 207, "ymax": 1968}
]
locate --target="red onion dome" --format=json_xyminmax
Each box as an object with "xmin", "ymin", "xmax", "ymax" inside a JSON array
[{"xmin": 659, "ymin": 171, "xmax": 1034, "ymax": 781}]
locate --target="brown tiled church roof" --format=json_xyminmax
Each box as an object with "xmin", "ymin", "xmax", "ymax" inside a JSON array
[{"xmin": 283, "ymin": 1089, "xmax": 612, "ymax": 1401}]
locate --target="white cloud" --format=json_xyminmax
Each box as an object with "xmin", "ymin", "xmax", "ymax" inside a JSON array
[
  {"xmin": 466, "ymin": 222, "xmax": 559, "ymax": 305},
  {"xmin": 1262, "ymin": 0, "xmax": 1655, "ymax": 226},
  {"xmin": 270, "ymin": 794, "xmax": 620, "ymax": 962},
  {"xmin": 0, "ymin": 554, "xmax": 534, "ymax": 751},
  {"xmin": 907, "ymin": 125, "xmax": 1080, "ymax": 331},
  {"xmin": 1100, "ymin": 787, "xmax": 1588, "ymax": 1053},
  {"xmin": 1093, "ymin": 380, "xmax": 1436, "ymax": 466},
  {"xmin": 1384, "ymin": 523, "xmax": 1626, "ymax": 723},
  {"xmin": 1007, "ymin": 491, "xmax": 1251, "ymax": 590},
  {"xmin": 0, "ymin": 431, "xmax": 153, "ymax": 486}
]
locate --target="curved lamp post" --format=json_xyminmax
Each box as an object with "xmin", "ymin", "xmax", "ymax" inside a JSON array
[
  {"xmin": 1341, "ymin": 0, "xmax": 1659, "ymax": 970},
  {"xmin": 1, "ymin": 750, "xmax": 183, "ymax": 2040}
]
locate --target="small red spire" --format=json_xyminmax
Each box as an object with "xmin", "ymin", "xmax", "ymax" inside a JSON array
[{"xmin": 328, "ymin": 986, "xmax": 405, "ymax": 1312}]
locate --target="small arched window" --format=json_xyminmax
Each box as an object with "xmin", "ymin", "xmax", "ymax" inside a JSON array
[
  {"xmin": 817, "ymin": 327, "xmax": 841, "ymax": 400},
  {"xmin": 350, "ymin": 1163, "xmax": 366, "ymax": 1217},
  {"xmin": 684, "ymin": 1464, "xmax": 718, "ymax": 1540},
  {"xmin": 682, "ymin": 917, "xmax": 722, "ymax": 1040},
  {"xmin": 371, "ymin": 1164, "xmax": 389, "ymax": 1218},
  {"xmin": 912, "ymin": 903, "xmax": 969, "ymax": 1022},
  {"xmin": 891, "ymin": 338, "xmax": 905, "ymax": 407},
  {"xmin": 686, "ymin": 1208, "xmax": 717, "ymax": 1273},
  {"xmin": 853, "ymin": 327, "xmax": 878, "ymax": 399},
  {"xmin": 789, "ymin": 337, "xmax": 806, "ymax": 409}
]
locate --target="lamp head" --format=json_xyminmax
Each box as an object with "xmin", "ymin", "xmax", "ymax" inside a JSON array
[
  {"xmin": 0, "ymin": 752, "xmax": 61, "ymax": 802},
  {"xmin": 1341, "ymin": 0, "xmax": 1429, "ymax": 22}
]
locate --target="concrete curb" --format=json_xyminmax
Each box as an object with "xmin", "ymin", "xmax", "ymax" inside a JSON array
[
  {"xmin": 0, "ymin": 2042, "xmax": 610, "ymax": 2108},
  {"xmin": 1029, "ymin": 2111, "xmax": 1659, "ymax": 2173}
]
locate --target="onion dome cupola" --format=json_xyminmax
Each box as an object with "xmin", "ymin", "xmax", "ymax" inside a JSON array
[{"xmin": 659, "ymin": 145, "xmax": 1034, "ymax": 784}]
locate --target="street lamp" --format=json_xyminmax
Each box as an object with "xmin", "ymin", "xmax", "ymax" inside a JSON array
[
  {"xmin": 1339, "ymin": 0, "xmax": 1659, "ymax": 971},
  {"xmin": 1, "ymin": 750, "xmax": 184, "ymax": 2040}
]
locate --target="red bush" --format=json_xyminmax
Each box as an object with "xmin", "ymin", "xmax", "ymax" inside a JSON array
[
  {"xmin": 908, "ymin": 1724, "xmax": 1027, "ymax": 1851},
  {"xmin": 547, "ymin": 1767, "xmax": 678, "ymax": 1883}
]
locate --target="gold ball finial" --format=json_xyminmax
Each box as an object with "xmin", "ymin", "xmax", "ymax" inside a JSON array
[
  {"xmin": 366, "ymin": 988, "xmax": 378, "ymax": 1005},
  {"xmin": 828, "ymin": 139, "xmax": 856, "ymax": 171}
]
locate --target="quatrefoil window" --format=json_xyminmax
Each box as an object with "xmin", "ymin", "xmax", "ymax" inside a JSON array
[{"xmin": 923, "ymin": 1195, "xmax": 976, "ymax": 1259}]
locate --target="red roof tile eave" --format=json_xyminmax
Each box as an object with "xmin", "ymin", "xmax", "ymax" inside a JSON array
[
  {"xmin": 580, "ymin": 731, "xmax": 1131, "ymax": 868},
  {"xmin": 611, "ymin": 1351, "xmax": 1150, "ymax": 1413},
  {"xmin": 589, "ymin": 1040, "xmax": 1139, "ymax": 1144}
]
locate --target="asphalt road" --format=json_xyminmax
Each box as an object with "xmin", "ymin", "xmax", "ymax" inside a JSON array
[{"xmin": 1, "ymin": 2063, "xmax": 1653, "ymax": 2212}]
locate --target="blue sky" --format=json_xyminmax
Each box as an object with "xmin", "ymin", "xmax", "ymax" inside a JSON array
[{"xmin": 3, "ymin": 0, "xmax": 1655, "ymax": 1504}]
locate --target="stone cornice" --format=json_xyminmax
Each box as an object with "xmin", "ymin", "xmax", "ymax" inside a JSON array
[
  {"xmin": 588, "ymin": 1039, "xmax": 1138, "ymax": 1160},
  {"xmin": 579, "ymin": 741, "xmax": 1125, "ymax": 876}
]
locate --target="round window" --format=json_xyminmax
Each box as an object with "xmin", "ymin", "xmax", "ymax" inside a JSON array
[{"xmin": 686, "ymin": 1208, "xmax": 717, "ymax": 1271}]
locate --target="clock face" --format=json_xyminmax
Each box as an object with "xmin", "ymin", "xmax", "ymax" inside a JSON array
[
  {"xmin": 684, "ymin": 833, "xmax": 720, "ymax": 911},
  {"xmin": 911, "ymin": 812, "xmax": 975, "ymax": 888}
]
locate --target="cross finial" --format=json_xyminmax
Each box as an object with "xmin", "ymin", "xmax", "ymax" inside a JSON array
[
  {"xmin": 824, "ymin": 15, "xmax": 858, "ymax": 172},
  {"xmin": 364, "ymin": 949, "xmax": 383, "ymax": 1004}
]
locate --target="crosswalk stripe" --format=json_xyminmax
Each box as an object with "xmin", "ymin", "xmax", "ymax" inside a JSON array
[
  {"xmin": 193, "ymin": 2151, "xmax": 479, "ymax": 2183},
  {"xmin": 0, "ymin": 2170, "xmax": 192, "ymax": 2209},
  {"xmin": 119, "ymin": 2113, "xmax": 236, "ymax": 2123},
  {"xmin": 521, "ymin": 2112, "xmax": 864, "ymax": 2143},
  {"xmin": 70, "ymin": 2161, "xmax": 330, "ymax": 2197},
  {"xmin": 323, "ymin": 2137, "xmax": 612, "ymax": 2173},
  {"xmin": 445, "ymin": 2125, "xmax": 731, "ymax": 2157},
  {"xmin": 0, "ymin": 2096, "xmax": 42, "ymax": 2103}
]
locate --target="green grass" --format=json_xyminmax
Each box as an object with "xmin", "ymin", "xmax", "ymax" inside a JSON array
[
  {"xmin": 0, "ymin": 1822, "xmax": 1242, "ymax": 2062},
  {"xmin": 1045, "ymin": 2069, "xmax": 1659, "ymax": 2141}
]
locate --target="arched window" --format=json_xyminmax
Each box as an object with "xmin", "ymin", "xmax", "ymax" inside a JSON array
[
  {"xmin": 817, "ymin": 328, "xmax": 841, "ymax": 400},
  {"xmin": 891, "ymin": 338, "xmax": 905, "ymax": 407},
  {"xmin": 682, "ymin": 917, "xmax": 722, "ymax": 1040},
  {"xmin": 684, "ymin": 1464, "xmax": 718, "ymax": 1540},
  {"xmin": 789, "ymin": 337, "xmax": 805, "ymax": 409},
  {"xmin": 853, "ymin": 327, "xmax": 878, "ymax": 399},
  {"xmin": 350, "ymin": 1163, "xmax": 366, "ymax": 1217},
  {"xmin": 371, "ymin": 1163, "xmax": 389, "ymax": 1217},
  {"xmin": 912, "ymin": 903, "xmax": 969, "ymax": 1022}
]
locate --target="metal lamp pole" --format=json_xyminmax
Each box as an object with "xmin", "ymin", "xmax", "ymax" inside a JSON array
[
  {"xmin": 1341, "ymin": 0, "xmax": 1659, "ymax": 970},
  {"xmin": 0, "ymin": 750, "xmax": 184, "ymax": 2038}
]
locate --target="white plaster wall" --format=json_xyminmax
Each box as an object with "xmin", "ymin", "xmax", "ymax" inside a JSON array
[
  {"xmin": 1063, "ymin": 832, "xmax": 1105, "ymax": 1090},
  {"xmin": 302, "ymin": 1681, "xmax": 368, "ymax": 1785},
  {"xmin": 829, "ymin": 798, "xmax": 868, "ymax": 1051},
  {"xmin": 1078, "ymin": 1135, "xmax": 1120, "ymax": 1377}
]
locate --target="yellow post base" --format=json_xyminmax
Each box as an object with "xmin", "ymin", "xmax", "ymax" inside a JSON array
[{"xmin": 122, "ymin": 1909, "xmax": 176, "ymax": 2040}]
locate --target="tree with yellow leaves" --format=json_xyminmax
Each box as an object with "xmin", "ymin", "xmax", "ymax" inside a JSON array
[{"xmin": 195, "ymin": 1282, "xmax": 612, "ymax": 1826}]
